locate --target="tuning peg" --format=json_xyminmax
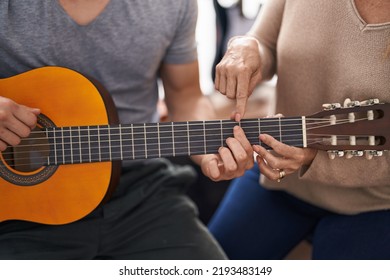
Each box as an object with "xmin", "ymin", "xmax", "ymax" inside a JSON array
[
  {"xmin": 344, "ymin": 98, "xmax": 360, "ymax": 108},
  {"xmin": 345, "ymin": 150, "xmax": 364, "ymax": 159},
  {"xmin": 365, "ymin": 150, "xmax": 384, "ymax": 160},
  {"xmin": 327, "ymin": 150, "xmax": 344, "ymax": 159},
  {"xmin": 322, "ymin": 103, "xmax": 341, "ymax": 111},
  {"xmin": 361, "ymin": 99, "xmax": 380, "ymax": 106}
]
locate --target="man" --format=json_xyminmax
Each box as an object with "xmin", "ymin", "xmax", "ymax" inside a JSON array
[{"xmin": 0, "ymin": 0, "xmax": 253, "ymax": 259}]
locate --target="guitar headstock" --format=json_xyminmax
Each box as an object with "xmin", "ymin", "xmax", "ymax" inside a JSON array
[{"xmin": 305, "ymin": 98, "xmax": 389, "ymax": 159}]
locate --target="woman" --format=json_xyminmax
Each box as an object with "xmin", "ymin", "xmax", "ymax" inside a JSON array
[{"xmin": 209, "ymin": 0, "xmax": 390, "ymax": 259}]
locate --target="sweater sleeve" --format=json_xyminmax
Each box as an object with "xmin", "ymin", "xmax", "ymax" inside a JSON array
[
  {"xmin": 299, "ymin": 150, "xmax": 390, "ymax": 188},
  {"xmin": 247, "ymin": 0, "xmax": 286, "ymax": 80}
]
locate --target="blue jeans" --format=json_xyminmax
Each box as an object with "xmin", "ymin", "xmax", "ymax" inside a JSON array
[{"xmin": 208, "ymin": 165, "xmax": 390, "ymax": 260}]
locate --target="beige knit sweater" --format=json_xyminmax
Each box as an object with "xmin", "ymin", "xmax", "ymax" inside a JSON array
[{"xmin": 249, "ymin": 0, "xmax": 390, "ymax": 214}]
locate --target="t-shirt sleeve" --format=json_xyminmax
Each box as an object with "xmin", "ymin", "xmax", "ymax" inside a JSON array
[{"xmin": 163, "ymin": 0, "xmax": 198, "ymax": 64}]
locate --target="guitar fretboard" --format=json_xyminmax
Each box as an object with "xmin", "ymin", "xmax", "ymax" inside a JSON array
[{"xmin": 45, "ymin": 117, "xmax": 305, "ymax": 165}]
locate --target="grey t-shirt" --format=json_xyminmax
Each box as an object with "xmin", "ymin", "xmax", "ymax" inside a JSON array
[{"xmin": 0, "ymin": 0, "xmax": 198, "ymax": 124}]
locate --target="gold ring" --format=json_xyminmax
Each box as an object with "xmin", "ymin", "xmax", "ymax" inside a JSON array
[{"xmin": 277, "ymin": 170, "xmax": 286, "ymax": 182}]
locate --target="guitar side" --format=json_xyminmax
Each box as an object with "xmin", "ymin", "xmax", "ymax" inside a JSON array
[{"xmin": 0, "ymin": 67, "xmax": 120, "ymax": 225}]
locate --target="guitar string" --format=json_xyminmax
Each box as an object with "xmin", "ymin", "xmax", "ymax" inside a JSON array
[
  {"xmin": 1, "ymin": 125, "xmax": 315, "ymax": 150},
  {"xmin": 0, "ymin": 113, "xmax": 378, "ymax": 168},
  {"xmin": 0, "ymin": 133, "xmax": 312, "ymax": 159},
  {"xmin": 1, "ymin": 123, "xmax": 373, "ymax": 158},
  {"xmin": 1, "ymin": 138, "xmax": 332, "ymax": 169},
  {"xmin": 4, "ymin": 124, "xmax": 382, "ymax": 167},
  {"xmin": 1, "ymin": 133, "xmax": 377, "ymax": 167},
  {"xmin": 3, "ymin": 117, "xmax": 370, "ymax": 155},
  {"xmin": 1, "ymin": 133, "xmax": 305, "ymax": 155},
  {"xmin": 1, "ymin": 138, "xmax": 374, "ymax": 169},
  {"xmin": 6, "ymin": 117, "xmax": 369, "ymax": 147},
  {"xmin": 25, "ymin": 116, "xmax": 365, "ymax": 138},
  {"xmin": 0, "ymin": 117, "xmax": 373, "ymax": 159}
]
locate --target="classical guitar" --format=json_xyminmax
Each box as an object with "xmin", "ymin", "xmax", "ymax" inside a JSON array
[{"xmin": 0, "ymin": 67, "xmax": 389, "ymax": 225}]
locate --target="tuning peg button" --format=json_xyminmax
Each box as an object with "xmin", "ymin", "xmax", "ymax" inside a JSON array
[
  {"xmin": 327, "ymin": 150, "xmax": 344, "ymax": 159},
  {"xmin": 345, "ymin": 150, "xmax": 364, "ymax": 159},
  {"xmin": 361, "ymin": 99, "xmax": 380, "ymax": 106},
  {"xmin": 346, "ymin": 100, "xmax": 361, "ymax": 107},
  {"xmin": 322, "ymin": 103, "xmax": 341, "ymax": 111},
  {"xmin": 365, "ymin": 150, "xmax": 383, "ymax": 160}
]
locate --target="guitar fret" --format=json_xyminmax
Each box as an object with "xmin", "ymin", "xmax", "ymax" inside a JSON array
[
  {"xmin": 87, "ymin": 126, "xmax": 92, "ymax": 163},
  {"xmin": 46, "ymin": 128, "xmax": 59, "ymax": 166},
  {"xmin": 89, "ymin": 126, "xmax": 100, "ymax": 163},
  {"xmin": 144, "ymin": 123, "xmax": 148, "ymax": 159},
  {"xmin": 131, "ymin": 124, "xmax": 135, "ymax": 160},
  {"xmin": 109, "ymin": 126, "xmax": 121, "ymax": 161},
  {"xmin": 53, "ymin": 127, "xmax": 58, "ymax": 165},
  {"xmin": 172, "ymin": 122, "xmax": 189, "ymax": 156},
  {"xmin": 119, "ymin": 124, "xmax": 123, "ymax": 160},
  {"xmin": 144, "ymin": 123, "xmax": 159, "ymax": 158},
  {"xmin": 302, "ymin": 117, "xmax": 307, "ymax": 148},
  {"xmin": 46, "ymin": 129, "xmax": 50, "ymax": 166},
  {"xmin": 68, "ymin": 126, "xmax": 80, "ymax": 164},
  {"xmin": 63, "ymin": 127, "xmax": 73, "ymax": 164},
  {"xmin": 120, "ymin": 125, "xmax": 132, "ymax": 160},
  {"xmin": 241, "ymin": 119, "xmax": 260, "ymax": 145},
  {"xmin": 203, "ymin": 121, "xmax": 206, "ymax": 154},
  {"xmin": 97, "ymin": 125, "xmax": 101, "ymax": 162},
  {"xmin": 222, "ymin": 120, "xmax": 235, "ymax": 147},
  {"xmin": 108, "ymin": 126, "xmax": 112, "ymax": 161},
  {"xmin": 99, "ymin": 126, "xmax": 110, "ymax": 162},
  {"xmin": 172, "ymin": 122, "xmax": 175, "ymax": 157},
  {"xmin": 132, "ymin": 124, "xmax": 146, "ymax": 159},
  {"xmin": 159, "ymin": 122, "xmax": 173, "ymax": 157},
  {"xmin": 79, "ymin": 126, "xmax": 90, "ymax": 163},
  {"xmin": 61, "ymin": 128, "xmax": 65, "ymax": 164},
  {"xmin": 157, "ymin": 123, "xmax": 161, "ymax": 158},
  {"xmin": 187, "ymin": 121, "xmax": 190, "ymax": 156},
  {"xmin": 281, "ymin": 118, "xmax": 304, "ymax": 148},
  {"xmin": 259, "ymin": 118, "xmax": 277, "ymax": 149},
  {"xmin": 78, "ymin": 126, "xmax": 82, "ymax": 163},
  {"xmin": 69, "ymin": 127, "xmax": 74, "ymax": 164},
  {"xmin": 189, "ymin": 121, "xmax": 206, "ymax": 155},
  {"xmin": 220, "ymin": 120, "xmax": 223, "ymax": 147},
  {"xmin": 279, "ymin": 118, "xmax": 282, "ymax": 143},
  {"xmin": 203, "ymin": 121, "xmax": 221, "ymax": 154}
]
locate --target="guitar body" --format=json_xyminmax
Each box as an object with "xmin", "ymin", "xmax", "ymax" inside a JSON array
[{"xmin": 0, "ymin": 67, "xmax": 120, "ymax": 225}]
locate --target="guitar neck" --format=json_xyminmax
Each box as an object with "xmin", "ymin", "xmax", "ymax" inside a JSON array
[{"xmin": 45, "ymin": 117, "xmax": 305, "ymax": 165}]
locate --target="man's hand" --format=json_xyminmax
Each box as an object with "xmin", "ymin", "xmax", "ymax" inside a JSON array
[
  {"xmin": 0, "ymin": 97, "xmax": 40, "ymax": 151},
  {"xmin": 214, "ymin": 36, "xmax": 263, "ymax": 121},
  {"xmin": 194, "ymin": 126, "xmax": 254, "ymax": 181}
]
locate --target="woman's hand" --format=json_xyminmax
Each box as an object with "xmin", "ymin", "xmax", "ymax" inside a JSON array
[
  {"xmin": 214, "ymin": 36, "xmax": 263, "ymax": 121},
  {"xmin": 253, "ymin": 134, "xmax": 317, "ymax": 182},
  {"xmin": 0, "ymin": 97, "xmax": 40, "ymax": 151},
  {"xmin": 194, "ymin": 126, "xmax": 254, "ymax": 181}
]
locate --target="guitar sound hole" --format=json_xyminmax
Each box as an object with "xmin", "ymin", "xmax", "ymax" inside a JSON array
[{"xmin": 3, "ymin": 127, "xmax": 50, "ymax": 172}]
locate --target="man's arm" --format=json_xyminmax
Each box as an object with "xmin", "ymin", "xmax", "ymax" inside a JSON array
[
  {"xmin": 160, "ymin": 61, "xmax": 254, "ymax": 181},
  {"xmin": 160, "ymin": 60, "xmax": 213, "ymax": 122}
]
